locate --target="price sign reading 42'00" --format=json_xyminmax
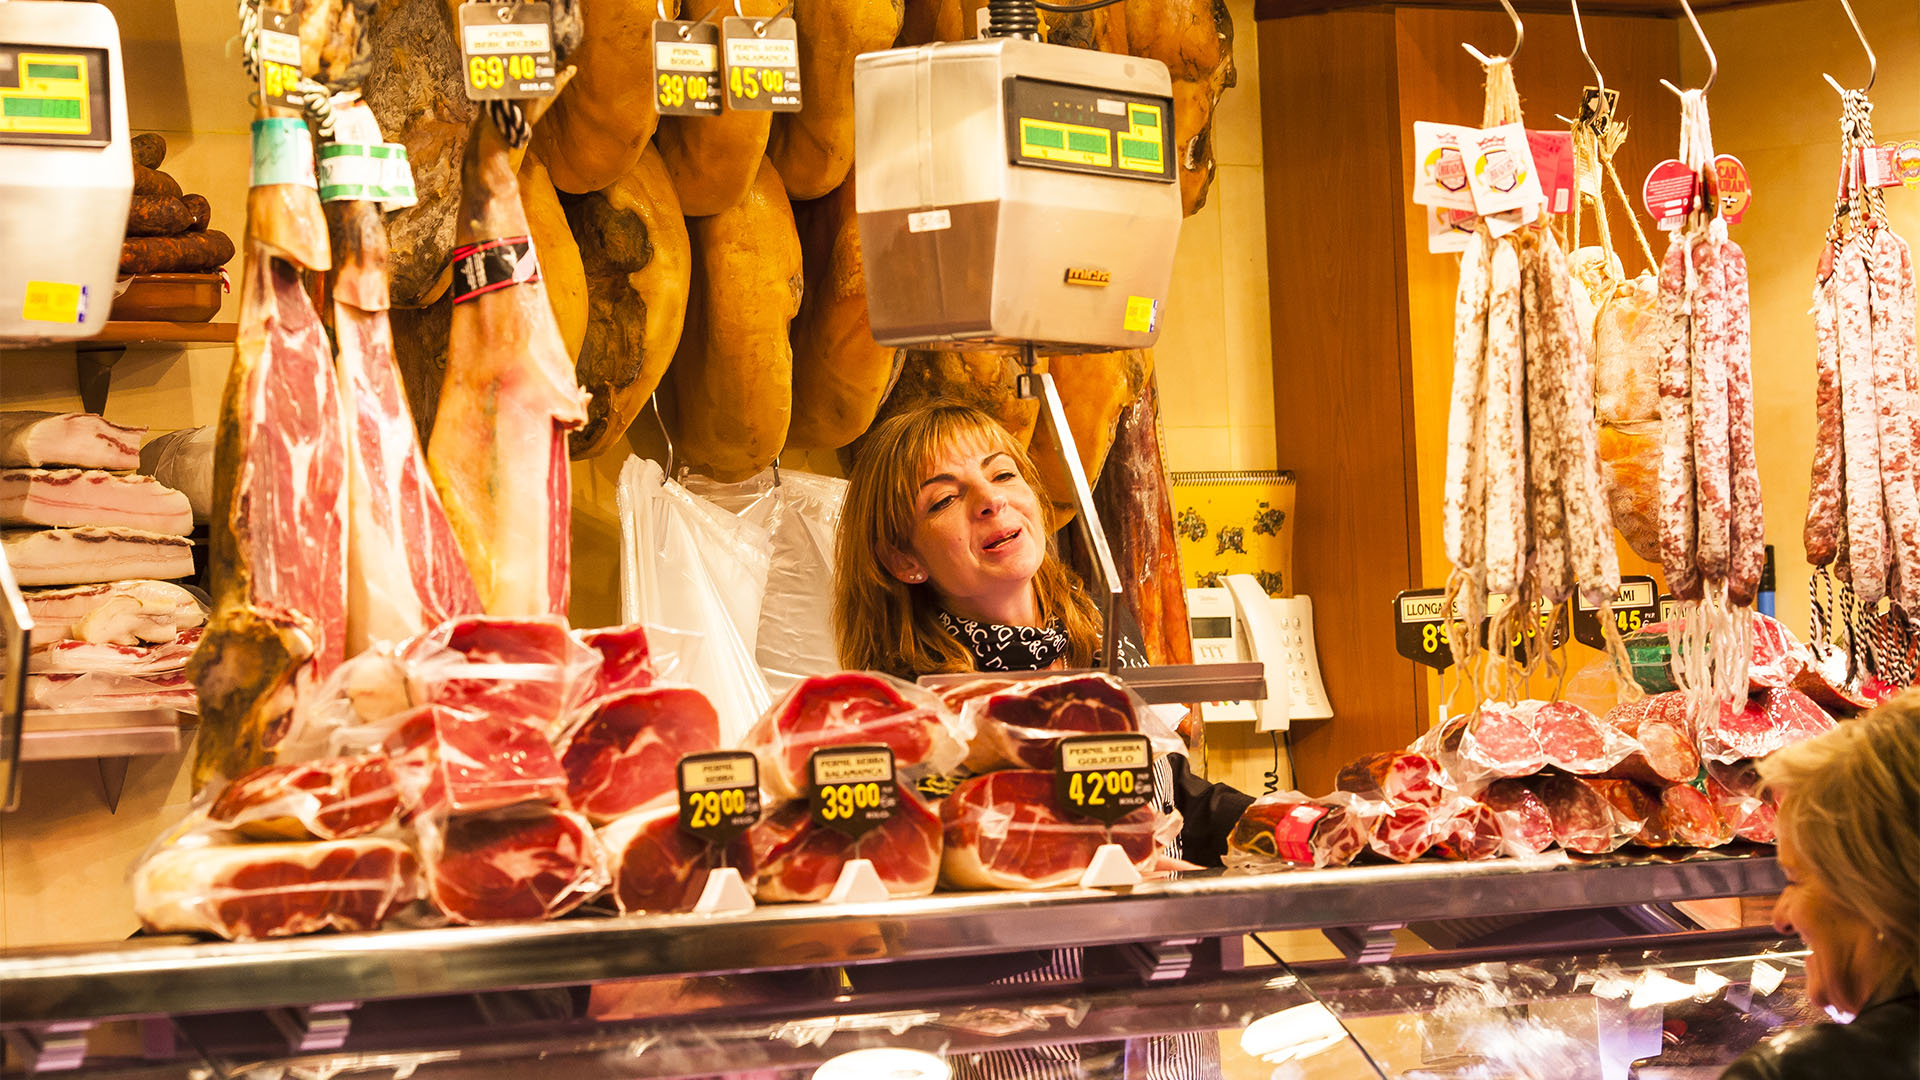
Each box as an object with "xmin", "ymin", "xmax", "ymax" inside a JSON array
[
  {"xmin": 1054, "ymin": 734, "xmax": 1154, "ymax": 824},
  {"xmin": 809, "ymin": 745, "xmax": 896, "ymax": 838},
  {"xmin": 721, "ymin": 16, "xmax": 801, "ymax": 112},
  {"xmin": 677, "ymin": 751, "xmax": 761, "ymax": 845}
]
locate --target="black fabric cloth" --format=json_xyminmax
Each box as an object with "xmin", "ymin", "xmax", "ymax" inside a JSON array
[
  {"xmin": 1718, "ymin": 991, "xmax": 1919, "ymax": 1080},
  {"xmin": 938, "ymin": 610, "xmax": 1070, "ymax": 671}
]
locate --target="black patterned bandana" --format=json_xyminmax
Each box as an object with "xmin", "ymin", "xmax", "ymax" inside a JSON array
[{"xmin": 937, "ymin": 610, "xmax": 1069, "ymax": 672}]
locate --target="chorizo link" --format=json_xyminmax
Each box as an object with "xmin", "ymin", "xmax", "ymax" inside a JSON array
[
  {"xmin": 1836, "ymin": 232, "xmax": 1887, "ymax": 605},
  {"xmin": 182, "ymin": 193, "xmax": 213, "ymax": 233},
  {"xmin": 1485, "ymin": 237, "xmax": 1528, "ymax": 596},
  {"xmin": 1723, "ymin": 240, "xmax": 1765, "ymax": 607},
  {"xmin": 125, "ymin": 194, "xmax": 193, "ymax": 237},
  {"xmin": 1657, "ymin": 238, "xmax": 1701, "ymax": 600},
  {"xmin": 1805, "ymin": 245, "xmax": 1846, "ymax": 567},
  {"xmin": 119, "ymin": 230, "xmax": 236, "ymax": 275},
  {"xmin": 130, "ymin": 132, "xmax": 167, "ymax": 169},
  {"xmin": 133, "ymin": 163, "xmax": 182, "ymax": 198}
]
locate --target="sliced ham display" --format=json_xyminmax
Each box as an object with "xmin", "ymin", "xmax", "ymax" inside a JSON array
[
  {"xmin": 940, "ymin": 770, "xmax": 1162, "ymax": 890},
  {"xmin": 0, "ymin": 469, "xmax": 192, "ymax": 534},
  {"xmin": 1477, "ymin": 779, "xmax": 1555, "ymax": 856},
  {"xmin": 575, "ymin": 624, "xmax": 657, "ymax": 702},
  {"xmin": 26, "ymin": 670, "xmax": 199, "ymax": 712},
  {"xmin": 134, "ymin": 837, "xmax": 419, "ymax": 940},
  {"xmin": 1697, "ymin": 687, "xmax": 1836, "ymax": 763},
  {"xmin": 30, "ymin": 628, "xmax": 202, "ymax": 676},
  {"xmin": 1431, "ymin": 800, "xmax": 1504, "ymax": 861},
  {"xmin": 0, "ymin": 411, "xmax": 143, "ymax": 471},
  {"xmin": 2, "ymin": 527, "xmax": 193, "ymax": 587},
  {"xmin": 384, "ymin": 704, "xmax": 568, "ymax": 818},
  {"xmin": 1226, "ymin": 790, "xmax": 1370, "ymax": 869},
  {"xmin": 22, "ymin": 579, "xmax": 206, "ymax": 645},
  {"xmin": 209, "ymin": 755, "xmax": 402, "ymax": 841},
  {"xmin": 598, "ymin": 804, "xmax": 741, "ymax": 915},
  {"xmin": 1335, "ymin": 751, "xmax": 1447, "ymax": 808},
  {"xmin": 745, "ymin": 672, "xmax": 954, "ymax": 800},
  {"xmin": 962, "ymin": 674, "xmax": 1139, "ymax": 773},
  {"xmin": 559, "ymin": 687, "xmax": 720, "ymax": 823},
  {"xmin": 411, "ymin": 614, "xmax": 602, "ymax": 735},
  {"xmin": 421, "ymin": 805, "xmax": 604, "ymax": 924},
  {"xmin": 746, "ymin": 782, "xmax": 942, "ymax": 901}
]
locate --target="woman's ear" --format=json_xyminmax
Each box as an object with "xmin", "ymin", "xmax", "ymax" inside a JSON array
[{"xmin": 877, "ymin": 542, "xmax": 928, "ymax": 585}]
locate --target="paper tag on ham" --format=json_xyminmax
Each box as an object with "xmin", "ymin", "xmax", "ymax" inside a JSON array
[
  {"xmin": 1527, "ymin": 130, "xmax": 1575, "ymax": 216},
  {"xmin": 1412, "ymin": 122, "xmax": 1478, "ymax": 211}
]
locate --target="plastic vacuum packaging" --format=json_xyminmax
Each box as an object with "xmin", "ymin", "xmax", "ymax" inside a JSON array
[
  {"xmin": 134, "ymin": 835, "xmax": 421, "ymax": 940},
  {"xmin": 1704, "ymin": 758, "xmax": 1777, "ymax": 843},
  {"xmin": 1599, "ymin": 693, "xmax": 1702, "ymax": 785},
  {"xmin": 940, "ymin": 769, "xmax": 1181, "ymax": 890},
  {"xmin": 955, "ymin": 672, "xmax": 1184, "ymax": 773},
  {"xmin": 740, "ymin": 671, "xmax": 968, "ymax": 801},
  {"xmin": 416, "ymin": 803, "xmax": 607, "ymax": 925},
  {"xmin": 206, "ymin": 754, "xmax": 403, "ymax": 841},
  {"xmin": 1226, "ymin": 790, "xmax": 1373, "ymax": 870},
  {"xmin": 597, "ymin": 803, "xmax": 752, "ymax": 916},
  {"xmin": 1523, "ymin": 773, "xmax": 1637, "ymax": 854},
  {"xmin": 1476, "ymin": 779, "xmax": 1556, "ymax": 856},
  {"xmin": 1335, "ymin": 750, "xmax": 1449, "ymax": 807},
  {"xmin": 557, "ymin": 685, "xmax": 723, "ymax": 823},
  {"xmin": 383, "ymin": 703, "xmax": 569, "ymax": 819},
  {"xmin": 1422, "ymin": 704, "xmax": 1546, "ymax": 785},
  {"xmin": 407, "ymin": 613, "xmax": 605, "ymax": 738},
  {"xmin": 1696, "ymin": 686, "xmax": 1836, "ymax": 764},
  {"xmin": 745, "ymin": 779, "xmax": 943, "ymax": 902}
]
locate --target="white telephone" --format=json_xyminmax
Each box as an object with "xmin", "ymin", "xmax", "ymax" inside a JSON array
[{"xmin": 1186, "ymin": 576, "xmax": 1334, "ymax": 731}]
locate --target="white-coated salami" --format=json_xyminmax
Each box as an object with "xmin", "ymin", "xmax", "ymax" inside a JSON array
[
  {"xmin": 1689, "ymin": 234, "xmax": 1732, "ymax": 583},
  {"xmin": 1870, "ymin": 226, "xmax": 1920, "ymax": 611},
  {"xmin": 1805, "ymin": 246, "xmax": 1845, "ymax": 568},
  {"xmin": 1484, "ymin": 237, "xmax": 1527, "ymax": 597},
  {"xmin": 1723, "ymin": 241, "xmax": 1764, "ymax": 607},
  {"xmin": 1445, "ymin": 230, "xmax": 1494, "ymax": 573},
  {"xmin": 1656, "ymin": 237, "xmax": 1700, "ymax": 601},
  {"xmin": 1835, "ymin": 233, "xmax": 1887, "ymax": 605}
]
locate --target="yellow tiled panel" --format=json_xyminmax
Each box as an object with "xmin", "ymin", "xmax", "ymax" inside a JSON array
[
  {"xmin": 1158, "ymin": 195, "xmax": 1229, "ymax": 441},
  {"xmin": 1218, "ymin": 164, "xmax": 1277, "ymax": 438},
  {"xmin": 1164, "ymin": 425, "xmax": 1232, "ymax": 471},
  {"xmin": 1211, "ymin": 0, "xmax": 1265, "ymax": 170}
]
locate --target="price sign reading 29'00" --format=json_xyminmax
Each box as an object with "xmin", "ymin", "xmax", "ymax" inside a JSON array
[{"xmin": 677, "ymin": 751, "xmax": 761, "ymax": 845}]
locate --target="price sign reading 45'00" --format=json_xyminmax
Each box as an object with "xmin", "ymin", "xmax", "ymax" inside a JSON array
[
  {"xmin": 721, "ymin": 16, "xmax": 801, "ymax": 112},
  {"xmin": 1054, "ymin": 734, "xmax": 1154, "ymax": 824},
  {"xmin": 809, "ymin": 745, "xmax": 896, "ymax": 838},
  {"xmin": 677, "ymin": 751, "xmax": 761, "ymax": 845},
  {"xmin": 1572, "ymin": 575, "xmax": 1660, "ymax": 649}
]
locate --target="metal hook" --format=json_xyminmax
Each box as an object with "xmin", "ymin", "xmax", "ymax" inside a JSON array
[
  {"xmin": 1462, "ymin": 0, "xmax": 1524, "ymax": 66},
  {"xmin": 1570, "ymin": 0, "xmax": 1604, "ymax": 99},
  {"xmin": 1659, "ymin": 0, "xmax": 1717, "ymax": 98},
  {"xmin": 1821, "ymin": 0, "xmax": 1877, "ymax": 95},
  {"xmin": 753, "ymin": 0, "xmax": 793, "ymax": 36}
]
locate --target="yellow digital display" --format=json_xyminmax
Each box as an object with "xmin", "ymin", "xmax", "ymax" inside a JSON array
[
  {"xmin": 0, "ymin": 51, "xmax": 92, "ymax": 137},
  {"xmin": 1117, "ymin": 103, "xmax": 1165, "ymax": 174},
  {"xmin": 1019, "ymin": 117, "xmax": 1112, "ymax": 168}
]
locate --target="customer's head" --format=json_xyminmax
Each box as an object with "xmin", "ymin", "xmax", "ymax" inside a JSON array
[{"xmin": 1758, "ymin": 692, "xmax": 1920, "ymax": 1015}]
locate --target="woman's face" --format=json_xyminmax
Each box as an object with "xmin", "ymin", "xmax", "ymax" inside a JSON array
[
  {"xmin": 1773, "ymin": 824, "xmax": 1886, "ymax": 1017},
  {"xmin": 889, "ymin": 431, "xmax": 1048, "ymax": 621}
]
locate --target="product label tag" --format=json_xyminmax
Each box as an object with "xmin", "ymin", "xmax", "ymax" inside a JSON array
[
  {"xmin": 653, "ymin": 19, "xmax": 722, "ymax": 116},
  {"xmin": 1862, "ymin": 142, "xmax": 1909, "ymax": 191},
  {"xmin": 1645, "ymin": 158, "xmax": 1699, "ymax": 229},
  {"xmin": 1426, "ymin": 205, "xmax": 1477, "ymax": 254},
  {"xmin": 449, "ymin": 236, "xmax": 540, "ymax": 303},
  {"xmin": 458, "ymin": 2, "xmax": 558, "ymax": 101},
  {"xmin": 1394, "ymin": 588, "xmax": 1456, "ymax": 670},
  {"xmin": 1528, "ymin": 130, "xmax": 1575, "ymax": 216},
  {"xmin": 1897, "ymin": 140, "xmax": 1920, "ymax": 190},
  {"xmin": 722, "ymin": 15, "xmax": 801, "ymax": 112},
  {"xmin": 1714, "ymin": 154, "xmax": 1752, "ymax": 224},
  {"xmin": 1572, "ymin": 575, "xmax": 1660, "ymax": 649},
  {"xmin": 1054, "ymin": 734, "xmax": 1153, "ymax": 824},
  {"xmin": 318, "ymin": 141, "xmax": 417, "ymax": 207},
  {"xmin": 1465, "ymin": 123, "xmax": 1542, "ymax": 217},
  {"xmin": 249, "ymin": 116, "xmax": 318, "ymax": 190},
  {"xmin": 1123, "ymin": 295, "xmax": 1158, "ymax": 333},
  {"xmin": 677, "ymin": 750, "xmax": 761, "ymax": 845},
  {"xmin": 258, "ymin": 5, "xmax": 305, "ymax": 110},
  {"xmin": 1412, "ymin": 122, "xmax": 1478, "ymax": 211},
  {"xmin": 809, "ymin": 745, "xmax": 896, "ymax": 838},
  {"xmin": 1271, "ymin": 801, "xmax": 1330, "ymax": 865},
  {"xmin": 21, "ymin": 280, "xmax": 85, "ymax": 323}
]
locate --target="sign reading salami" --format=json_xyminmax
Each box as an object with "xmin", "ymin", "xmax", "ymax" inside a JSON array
[
  {"xmin": 1055, "ymin": 734, "xmax": 1153, "ymax": 824},
  {"xmin": 653, "ymin": 19, "xmax": 722, "ymax": 116},
  {"xmin": 677, "ymin": 751, "xmax": 760, "ymax": 845},
  {"xmin": 721, "ymin": 15, "xmax": 801, "ymax": 112},
  {"xmin": 809, "ymin": 745, "xmax": 895, "ymax": 838},
  {"xmin": 1572, "ymin": 575, "xmax": 1660, "ymax": 649},
  {"xmin": 458, "ymin": 2, "xmax": 558, "ymax": 102}
]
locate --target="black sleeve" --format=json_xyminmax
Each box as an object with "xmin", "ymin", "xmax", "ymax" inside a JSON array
[{"xmin": 1167, "ymin": 753, "xmax": 1255, "ymax": 867}]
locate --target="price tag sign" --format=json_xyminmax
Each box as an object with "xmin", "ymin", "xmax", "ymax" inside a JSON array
[
  {"xmin": 458, "ymin": 2, "xmax": 558, "ymax": 102},
  {"xmin": 1054, "ymin": 734, "xmax": 1153, "ymax": 824},
  {"xmin": 721, "ymin": 15, "xmax": 801, "ymax": 112},
  {"xmin": 1644, "ymin": 158, "xmax": 1700, "ymax": 230},
  {"xmin": 1572, "ymin": 576, "xmax": 1660, "ymax": 649},
  {"xmin": 1394, "ymin": 588, "xmax": 1455, "ymax": 671},
  {"xmin": 1714, "ymin": 154, "xmax": 1752, "ymax": 224},
  {"xmin": 257, "ymin": 6, "xmax": 306, "ymax": 111},
  {"xmin": 654, "ymin": 19, "xmax": 722, "ymax": 116},
  {"xmin": 1658, "ymin": 595, "xmax": 1678, "ymax": 625},
  {"xmin": 677, "ymin": 751, "xmax": 761, "ymax": 845},
  {"xmin": 809, "ymin": 745, "xmax": 896, "ymax": 838},
  {"xmin": 1490, "ymin": 594, "xmax": 1568, "ymax": 664}
]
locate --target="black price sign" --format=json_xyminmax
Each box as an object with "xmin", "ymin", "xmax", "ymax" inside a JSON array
[
  {"xmin": 677, "ymin": 751, "xmax": 760, "ymax": 845},
  {"xmin": 1658, "ymin": 595, "xmax": 1678, "ymax": 625},
  {"xmin": 653, "ymin": 19, "xmax": 722, "ymax": 116},
  {"xmin": 257, "ymin": 6, "xmax": 305, "ymax": 110},
  {"xmin": 1054, "ymin": 734, "xmax": 1153, "ymax": 824},
  {"xmin": 1573, "ymin": 576, "xmax": 1660, "ymax": 649},
  {"xmin": 809, "ymin": 745, "xmax": 896, "ymax": 838},
  {"xmin": 1490, "ymin": 594, "xmax": 1568, "ymax": 664},
  {"xmin": 721, "ymin": 15, "xmax": 801, "ymax": 112},
  {"xmin": 458, "ymin": 2, "xmax": 558, "ymax": 102},
  {"xmin": 1394, "ymin": 588, "xmax": 1456, "ymax": 670}
]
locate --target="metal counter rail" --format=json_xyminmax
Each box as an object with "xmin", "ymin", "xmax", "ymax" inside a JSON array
[{"xmin": 0, "ymin": 849, "xmax": 1782, "ymax": 1026}]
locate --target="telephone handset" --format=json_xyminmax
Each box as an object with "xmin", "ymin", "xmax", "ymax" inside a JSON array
[{"xmin": 1186, "ymin": 576, "xmax": 1334, "ymax": 731}]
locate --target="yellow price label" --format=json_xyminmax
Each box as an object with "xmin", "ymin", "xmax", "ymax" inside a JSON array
[
  {"xmin": 685, "ymin": 786, "xmax": 750, "ymax": 830},
  {"xmin": 1067, "ymin": 768, "xmax": 1136, "ymax": 808}
]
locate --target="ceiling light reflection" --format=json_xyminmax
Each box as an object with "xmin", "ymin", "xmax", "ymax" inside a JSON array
[{"xmin": 813, "ymin": 1047, "xmax": 951, "ymax": 1080}]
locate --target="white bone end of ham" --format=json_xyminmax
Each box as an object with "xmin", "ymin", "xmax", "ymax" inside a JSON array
[
  {"xmin": 23, "ymin": 579, "xmax": 207, "ymax": 645},
  {"xmin": 134, "ymin": 837, "xmax": 420, "ymax": 940},
  {"xmin": 0, "ymin": 411, "xmax": 144, "ymax": 471},
  {"xmin": 2, "ymin": 527, "xmax": 194, "ymax": 587},
  {"xmin": 31, "ymin": 627, "xmax": 203, "ymax": 676},
  {"xmin": 0, "ymin": 468, "xmax": 192, "ymax": 534}
]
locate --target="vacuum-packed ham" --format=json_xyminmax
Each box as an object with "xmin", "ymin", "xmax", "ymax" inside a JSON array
[
  {"xmin": 27, "ymin": 670, "xmax": 199, "ymax": 712},
  {"xmin": 384, "ymin": 704, "xmax": 568, "ymax": 818},
  {"xmin": 559, "ymin": 687, "xmax": 720, "ymax": 823},
  {"xmin": 0, "ymin": 411, "xmax": 143, "ymax": 471},
  {"xmin": 1531, "ymin": 700, "xmax": 1635, "ymax": 775},
  {"xmin": 2, "ymin": 527, "xmax": 194, "ymax": 587},
  {"xmin": 1335, "ymin": 751, "xmax": 1447, "ymax": 808},
  {"xmin": 1527, "ymin": 773, "xmax": 1627, "ymax": 854},
  {"xmin": 1431, "ymin": 800, "xmax": 1505, "ymax": 861},
  {"xmin": 1746, "ymin": 614, "xmax": 1808, "ymax": 690},
  {"xmin": 0, "ymin": 469, "xmax": 192, "ymax": 534},
  {"xmin": 421, "ymin": 804, "xmax": 605, "ymax": 924},
  {"xmin": 1428, "ymin": 705, "xmax": 1544, "ymax": 784},
  {"xmin": 575, "ymin": 624, "xmax": 657, "ymax": 702},
  {"xmin": 410, "ymin": 614, "xmax": 602, "ymax": 735},
  {"xmin": 209, "ymin": 755, "xmax": 402, "ymax": 841},
  {"xmin": 940, "ymin": 770, "xmax": 1167, "ymax": 890},
  {"xmin": 30, "ymin": 628, "xmax": 202, "ymax": 676},
  {"xmin": 1696, "ymin": 687, "xmax": 1835, "ymax": 764},
  {"xmin": 1366, "ymin": 802, "xmax": 1439, "ymax": 863},
  {"xmin": 746, "ymin": 782, "xmax": 942, "ymax": 902},
  {"xmin": 22, "ymin": 579, "xmax": 206, "ymax": 645},
  {"xmin": 1704, "ymin": 759, "xmax": 1776, "ymax": 842},
  {"xmin": 960, "ymin": 674, "xmax": 1152, "ymax": 773},
  {"xmin": 1660, "ymin": 783, "xmax": 1731, "ymax": 848},
  {"xmin": 1585, "ymin": 779, "xmax": 1668, "ymax": 847},
  {"xmin": 743, "ymin": 672, "xmax": 961, "ymax": 801},
  {"xmin": 134, "ymin": 837, "xmax": 419, "ymax": 940},
  {"xmin": 1600, "ymin": 694, "xmax": 1701, "ymax": 784},
  {"xmin": 598, "ymin": 804, "xmax": 744, "ymax": 916},
  {"xmin": 1477, "ymin": 779, "xmax": 1555, "ymax": 856},
  {"xmin": 1226, "ymin": 790, "xmax": 1370, "ymax": 870}
]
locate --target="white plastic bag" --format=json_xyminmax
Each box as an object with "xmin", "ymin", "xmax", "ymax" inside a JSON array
[{"xmin": 617, "ymin": 457, "xmax": 772, "ymax": 744}]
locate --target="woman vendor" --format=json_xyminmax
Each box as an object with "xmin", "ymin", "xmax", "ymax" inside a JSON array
[{"xmin": 832, "ymin": 402, "xmax": 1254, "ymax": 866}]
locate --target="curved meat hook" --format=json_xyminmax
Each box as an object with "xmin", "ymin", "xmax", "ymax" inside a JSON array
[
  {"xmin": 1660, "ymin": 0, "xmax": 1717, "ymax": 97},
  {"xmin": 1462, "ymin": 0, "xmax": 1524, "ymax": 65},
  {"xmin": 1821, "ymin": 0, "xmax": 1877, "ymax": 95}
]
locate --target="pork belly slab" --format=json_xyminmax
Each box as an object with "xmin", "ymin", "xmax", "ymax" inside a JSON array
[{"xmin": 0, "ymin": 469, "xmax": 192, "ymax": 533}]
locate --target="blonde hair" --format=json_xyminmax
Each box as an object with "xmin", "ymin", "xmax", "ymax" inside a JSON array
[
  {"xmin": 834, "ymin": 403, "xmax": 1101, "ymax": 679},
  {"xmin": 1757, "ymin": 691, "xmax": 1920, "ymax": 994}
]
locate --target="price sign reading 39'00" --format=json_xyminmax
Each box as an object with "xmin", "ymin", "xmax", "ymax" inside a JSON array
[
  {"xmin": 677, "ymin": 751, "xmax": 761, "ymax": 845},
  {"xmin": 1054, "ymin": 734, "xmax": 1153, "ymax": 824},
  {"xmin": 653, "ymin": 19, "xmax": 722, "ymax": 116},
  {"xmin": 809, "ymin": 745, "xmax": 896, "ymax": 838}
]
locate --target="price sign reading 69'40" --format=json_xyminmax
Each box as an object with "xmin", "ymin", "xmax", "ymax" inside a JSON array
[
  {"xmin": 677, "ymin": 751, "xmax": 761, "ymax": 845},
  {"xmin": 458, "ymin": 2, "xmax": 558, "ymax": 101},
  {"xmin": 1055, "ymin": 734, "xmax": 1154, "ymax": 824},
  {"xmin": 809, "ymin": 745, "xmax": 896, "ymax": 838}
]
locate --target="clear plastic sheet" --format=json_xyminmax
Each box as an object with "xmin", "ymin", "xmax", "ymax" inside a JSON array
[
  {"xmin": 556, "ymin": 686, "xmax": 722, "ymax": 824},
  {"xmin": 415, "ymin": 803, "xmax": 607, "ymax": 925},
  {"xmin": 1696, "ymin": 687, "xmax": 1836, "ymax": 765},
  {"xmin": 133, "ymin": 835, "xmax": 420, "ymax": 941},
  {"xmin": 939, "ymin": 769, "xmax": 1182, "ymax": 890},
  {"xmin": 955, "ymin": 672, "xmax": 1185, "ymax": 774},
  {"xmin": 207, "ymin": 754, "xmax": 402, "ymax": 841},
  {"xmin": 383, "ymin": 703, "xmax": 569, "ymax": 819},
  {"xmin": 1225, "ymin": 789, "xmax": 1372, "ymax": 870},
  {"xmin": 745, "ymin": 779, "xmax": 943, "ymax": 902},
  {"xmin": 741, "ymin": 671, "xmax": 969, "ymax": 802},
  {"xmin": 24, "ymin": 669, "xmax": 199, "ymax": 712},
  {"xmin": 617, "ymin": 457, "xmax": 772, "ymax": 744}
]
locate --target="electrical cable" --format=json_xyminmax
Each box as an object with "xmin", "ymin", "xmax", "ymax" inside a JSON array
[
  {"xmin": 1032, "ymin": 0, "xmax": 1131, "ymax": 10},
  {"xmin": 1263, "ymin": 731, "xmax": 1282, "ymax": 795}
]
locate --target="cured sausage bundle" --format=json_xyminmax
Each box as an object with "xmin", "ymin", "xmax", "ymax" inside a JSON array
[
  {"xmin": 1654, "ymin": 90, "xmax": 1763, "ymax": 712},
  {"xmin": 1442, "ymin": 60, "xmax": 1623, "ymax": 696},
  {"xmin": 1804, "ymin": 90, "xmax": 1920, "ymax": 686}
]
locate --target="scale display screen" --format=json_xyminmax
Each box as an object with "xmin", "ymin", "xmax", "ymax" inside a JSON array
[
  {"xmin": 1002, "ymin": 75, "xmax": 1173, "ymax": 183},
  {"xmin": 0, "ymin": 44, "xmax": 109, "ymax": 146}
]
